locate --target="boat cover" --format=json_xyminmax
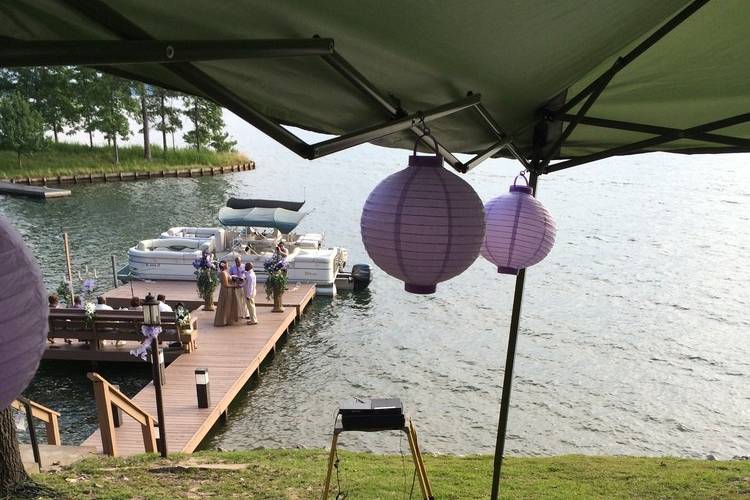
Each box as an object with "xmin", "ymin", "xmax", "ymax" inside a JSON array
[
  {"xmin": 218, "ymin": 206, "xmax": 307, "ymax": 233},
  {"xmin": 226, "ymin": 198, "xmax": 305, "ymax": 211}
]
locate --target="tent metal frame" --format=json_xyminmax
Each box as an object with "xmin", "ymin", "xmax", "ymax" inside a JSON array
[
  {"xmin": 0, "ymin": 0, "xmax": 523, "ymax": 173},
  {"xmin": 2, "ymin": 0, "xmax": 749, "ymax": 498}
]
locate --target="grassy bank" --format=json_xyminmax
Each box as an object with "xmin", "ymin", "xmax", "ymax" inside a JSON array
[
  {"xmin": 0, "ymin": 142, "xmax": 249, "ymax": 179},
  {"xmin": 24, "ymin": 449, "xmax": 750, "ymax": 499}
]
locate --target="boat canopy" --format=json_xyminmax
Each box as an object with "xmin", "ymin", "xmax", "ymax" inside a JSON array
[
  {"xmin": 226, "ymin": 198, "xmax": 305, "ymax": 212},
  {"xmin": 2, "ymin": 1, "xmax": 748, "ymax": 174},
  {"xmin": 218, "ymin": 207, "xmax": 307, "ymax": 234}
]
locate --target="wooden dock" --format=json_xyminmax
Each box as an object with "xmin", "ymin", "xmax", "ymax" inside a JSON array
[
  {"xmin": 0, "ymin": 181, "xmax": 71, "ymax": 198},
  {"xmin": 80, "ymin": 283, "xmax": 315, "ymax": 456},
  {"xmin": 103, "ymin": 279, "xmax": 314, "ymax": 316}
]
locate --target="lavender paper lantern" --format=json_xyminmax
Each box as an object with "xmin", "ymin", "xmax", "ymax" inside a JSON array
[
  {"xmin": 0, "ymin": 216, "xmax": 48, "ymax": 410},
  {"xmin": 361, "ymin": 153, "xmax": 485, "ymax": 294},
  {"xmin": 481, "ymin": 180, "xmax": 556, "ymax": 274}
]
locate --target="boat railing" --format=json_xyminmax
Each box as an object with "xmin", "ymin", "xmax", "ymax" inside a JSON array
[{"xmin": 87, "ymin": 372, "xmax": 158, "ymax": 456}]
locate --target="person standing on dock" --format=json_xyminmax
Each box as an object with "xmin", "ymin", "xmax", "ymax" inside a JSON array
[
  {"xmin": 244, "ymin": 262, "xmax": 258, "ymax": 325},
  {"xmin": 214, "ymin": 260, "xmax": 243, "ymax": 326},
  {"xmin": 230, "ymin": 255, "xmax": 244, "ymax": 278}
]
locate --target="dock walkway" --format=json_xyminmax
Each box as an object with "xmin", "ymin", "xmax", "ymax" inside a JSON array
[
  {"xmin": 0, "ymin": 181, "xmax": 71, "ymax": 198},
  {"xmin": 81, "ymin": 283, "xmax": 315, "ymax": 456}
]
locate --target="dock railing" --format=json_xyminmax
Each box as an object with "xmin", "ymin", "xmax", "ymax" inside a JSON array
[
  {"xmin": 87, "ymin": 372, "xmax": 158, "ymax": 456},
  {"xmin": 12, "ymin": 397, "xmax": 61, "ymax": 446}
]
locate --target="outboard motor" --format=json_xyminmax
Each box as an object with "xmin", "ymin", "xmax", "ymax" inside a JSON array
[{"xmin": 350, "ymin": 264, "xmax": 372, "ymax": 291}]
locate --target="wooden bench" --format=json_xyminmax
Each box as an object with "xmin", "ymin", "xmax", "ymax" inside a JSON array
[{"xmin": 48, "ymin": 309, "xmax": 198, "ymax": 353}]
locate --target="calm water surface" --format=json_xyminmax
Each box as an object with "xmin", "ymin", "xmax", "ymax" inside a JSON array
[{"xmin": 2, "ymin": 125, "xmax": 748, "ymax": 458}]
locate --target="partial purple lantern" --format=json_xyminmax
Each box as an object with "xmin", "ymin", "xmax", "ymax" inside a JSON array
[
  {"xmin": 361, "ymin": 153, "xmax": 485, "ymax": 294},
  {"xmin": 481, "ymin": 178, "xmax": 556, "ymax": 274},
  {"xmin": 0, "ymin": 216, "xmax": 48, "ymax": 410}
]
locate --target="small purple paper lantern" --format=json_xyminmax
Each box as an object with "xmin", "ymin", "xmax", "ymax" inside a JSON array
[
  {"xmin": 481, "ymin": 177, "xmax": 556, "ymax": 275},
  {"xmin": 0, "ymin": 216, "xmax": 48, "ymax": 410},
  {"xmin": 361, "ymin": 153, "xmax": 485, "ymax": 294}
]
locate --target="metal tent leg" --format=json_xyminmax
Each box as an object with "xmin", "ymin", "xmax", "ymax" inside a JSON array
[{"xmin": 490, "ymin": 171, "xmax": 539, "ymax": 499}]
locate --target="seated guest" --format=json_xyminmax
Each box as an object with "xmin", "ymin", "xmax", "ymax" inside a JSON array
[
  {"xmin": 129, "ymin": 297, "xmax": 142, "ymax": 310},
  {"xmin": 95, "ymin": 296, "xmax": 113, "ymax": 310},
  {"xmin": 157, "ymin": 294, "xmax": 173, "ymax": 312},
  {"xmin": 48, "ymin": 294, "xmax": 61, "ymax": 308},
  {"xmin": 72, "ymin": 296, "xmax": 83, "ymax": 309}
]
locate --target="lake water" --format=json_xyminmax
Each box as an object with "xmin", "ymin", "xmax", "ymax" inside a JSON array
[{"xmin": 2, "ymin": 123, "xmax": 748, "ymax": 459}]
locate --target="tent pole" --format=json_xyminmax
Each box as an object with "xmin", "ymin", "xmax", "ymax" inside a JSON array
[{"xmin": 490, "ymin": 169, "xmax": 539, "ymax": 500}]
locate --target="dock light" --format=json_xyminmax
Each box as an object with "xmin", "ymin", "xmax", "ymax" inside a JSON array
[
  {"xmin": 481, "ymin": 173, "xmax": 556, "ymax": 274},
  {"xmin": 0, "ymin": 216, "xmax": 48, "ymax": 411},
  {"xmin": 360, "ymin": 136, "xmax": 485, "ymax": 294},
  {"xmin": 195, "ymin": 368, "xmax": 210, "ymax": 408},
  {"xmin": 142, "ymin": 292, "xmax": 161, "ymax": 326}
]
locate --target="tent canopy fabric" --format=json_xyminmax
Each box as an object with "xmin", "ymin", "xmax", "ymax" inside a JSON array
[
  {"xmin": 218, "ymin": 206, "xmax": 307, "ymax": 234},
  {"xmin": 1, "ymin": 0, "xmax": 748, "ymax": 168}
]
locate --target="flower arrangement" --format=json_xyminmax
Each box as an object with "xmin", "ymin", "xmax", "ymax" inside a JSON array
[
  {"xmin": 264, "ymin": 253, "xmax": 288, "ymax": 299},
  {"xmin": 83, "ymin": 302, "xmax": 96, "ymax": 328},
  {"xmin": 174, "ymin": 303, "xmax": 192, "ymax": 330},
  {"xmin": 193, "ymin": 250, "xmax": 218, "ymax": 308},
  {"xmin": 56, "ymin": 279, "xmax": 73, "ymax": 307}
]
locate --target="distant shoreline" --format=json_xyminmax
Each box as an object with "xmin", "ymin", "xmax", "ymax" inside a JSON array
[{"xmin": 0, "ymin": 142, "xmax": 249, "ymax": 180}]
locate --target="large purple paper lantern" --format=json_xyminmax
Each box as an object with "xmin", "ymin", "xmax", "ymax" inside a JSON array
[
  {"xmin": 361, "ymin": 153, "xmax": 485, "ymax": 294},
  {"xmin": 0, "ymin": 216, "xmax": 48, "ymax": 410},
  {"xmin": 481, "ymin": 178, "xmax": 556, "ymax": 274}
]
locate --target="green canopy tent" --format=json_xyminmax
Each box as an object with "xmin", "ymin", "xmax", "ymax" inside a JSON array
[{"xmin": 1, "ymin": 0, "xmax": 748, "ymax": 497}]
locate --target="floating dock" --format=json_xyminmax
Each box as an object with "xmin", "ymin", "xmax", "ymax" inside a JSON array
[
  {"xmin": 0, "ymin": 181, "xmax": 71, "ymax": 199},
  {"xmin": 76, "ymin": 282, "xmax": 315, "ymax": 455}
]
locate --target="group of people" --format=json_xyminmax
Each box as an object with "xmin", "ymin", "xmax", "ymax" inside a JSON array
[{"xmin": 214, "ymin": 256, "xmax": 258, "ymax": 327}]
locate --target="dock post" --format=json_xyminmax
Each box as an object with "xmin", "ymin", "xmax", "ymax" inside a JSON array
[
  {"xmin": 195, "ymin": 368, "xmax": 210, "ymax": 408},
  {"xmin": 150, "ymin": 339, "xmax": 168, "ymax": 457},
  {"xmin": 63, "ymin": 233, "xmax": 75, "ymax": 305},
  {"xmin": 111, "ymin": 255, "xmax": 118, "ymax": 288}
]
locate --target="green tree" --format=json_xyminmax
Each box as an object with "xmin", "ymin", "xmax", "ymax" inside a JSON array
[
  {"xmin": 0, "ymin": 92, "xmax": 46, "ymax": 168},
  {"xmin": 210, "ymin": 130, "xmax": 237, "ymax": 152},
  {"xmin": 135, "ymin": 83, "xmax": 152, "ymax": 160},
  {"xmin": 90, "ymin": 74, "xmax": 139, "ymax": 163},
  {"xmin": 73, "ymin": 68, "xmax": 101, "ymax": 148},
  {"xmin": 183, "ymin": 96, "xmax": 234, "ymax": 152},
  {"xmin": 149, "ymin": 87, "xmax": 183, "ymax": 155},
  {"xmin": 14, "ymin": 67, "xmax": 79, "ymax": 143}
]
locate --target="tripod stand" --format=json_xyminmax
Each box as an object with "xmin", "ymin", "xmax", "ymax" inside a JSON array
[{"xmin": 322, "ymin": 417, "xmax": 434, "ymax": 499}]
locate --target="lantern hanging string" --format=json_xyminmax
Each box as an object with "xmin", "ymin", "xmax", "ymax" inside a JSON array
[
  {"xmin": 513, "ymin": 170, "xmax": 529, "ymax": 186},
  {"xmin": 412, "ymin": 113, "xmax": 440, "ymax": 156}
]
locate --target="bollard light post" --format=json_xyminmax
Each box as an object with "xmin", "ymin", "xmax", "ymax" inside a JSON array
[{"xmin": 195, "ymin": 368, "xmax": 210, "ymax": 409}]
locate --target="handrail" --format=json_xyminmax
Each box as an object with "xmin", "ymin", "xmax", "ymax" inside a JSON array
[
  {"xmin": 12, "ymin": 397, "xmax": 61, "ymax": 446},
  {"xmin": 87, "ymin": 372, "xmax": 158, "ymax": 456}
]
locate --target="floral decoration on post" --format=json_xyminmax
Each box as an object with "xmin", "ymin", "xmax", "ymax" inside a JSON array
[
  {"xmin": 130, "ymin": 325, "xmax": 163, "ymax": 361},
  {"xmin": 192, "ymin": 250, "xmax": 218, "ymax": 311},
  {"xmin": 264, "ymin": 253, "xmax": 288, "ymax": 312},
  {"xmin": 83, "ymin": 302, "xmax": 96, "ymax": 328},
  {"xmin": 174, "ymin": 303, "xmax": 192, "ymax": 330}
]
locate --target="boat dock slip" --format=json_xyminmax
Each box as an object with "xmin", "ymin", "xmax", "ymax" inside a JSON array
[
  {"xmin": 0, "ymin": 181, "xmax": 71, "ymax": 198},
  {"xmin": 80, "ymin": 284, "xmax": 315, "ymax": 455}
]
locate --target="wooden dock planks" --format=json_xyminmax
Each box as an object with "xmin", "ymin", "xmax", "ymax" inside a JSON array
[{"xmin": 81, "ymin": 284, "xmax": 315, "ymax": 456}]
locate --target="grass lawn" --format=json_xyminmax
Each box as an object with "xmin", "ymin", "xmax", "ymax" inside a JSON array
[
  {"xmin": 23, "ymin": 449, "xmax": 750, "ymax": 499},
  {"xmin": 0, "ymin": 142, "xmax": 249, "ymax": 179}
]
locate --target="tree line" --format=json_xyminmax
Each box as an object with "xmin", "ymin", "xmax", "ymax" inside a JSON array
[{"xmin": 0, "ymin": 67, "xmax": 237, "ymax": 167}]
